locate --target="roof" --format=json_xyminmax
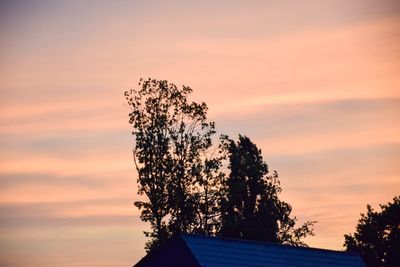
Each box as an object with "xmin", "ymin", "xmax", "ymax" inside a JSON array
[
  {"xmin": 134, "ymin": 234, "xmax": 366, "ymax": 267},
  {"xmin": 181, "ymin": 234, "xmax": 365, "ymax": 267}
]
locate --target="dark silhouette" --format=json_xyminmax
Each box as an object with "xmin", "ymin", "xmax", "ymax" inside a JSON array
[
  {"xmin": 126, "ymin": 78, "xmax": 315, "ymax": 252},
  {"xmin": 134, "ymin": 234, "xmax": 365, "ymax": 267},
  {"xmin": 344, "ymin": 196, "xmax": 400, "ymax": 267},
  {"xmin": 219, "ymin": 135, "xmax": 315, "ymax": 245},
  {"xmin": 125, "ymin": 78, "xmax": 222, "ymax": 252}
]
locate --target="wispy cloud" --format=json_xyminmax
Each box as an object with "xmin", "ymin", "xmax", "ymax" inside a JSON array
[{"xmin": 1, "ymin": 0, "xmax": 399, "ymax": 265}]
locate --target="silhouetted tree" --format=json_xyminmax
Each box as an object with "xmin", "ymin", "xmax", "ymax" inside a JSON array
[
  {"xmin": 219, "ymin": 135, "xmax": 315, "ymax": 246},
  {"xmin": 126, "ymin": 78, "xmax": 316, "ymax": 252},
  {"xmin": 344, "ymin": 196, "xmax": 400, "ymax": 267},
  {"xmin": 125, "ymin": 78, "xmax": 221, "ymax": 251}
]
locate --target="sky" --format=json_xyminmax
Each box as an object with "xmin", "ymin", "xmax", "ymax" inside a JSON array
[{"xmin": 0, "ymin": 0, "xmax": 399, "ymax": 266}]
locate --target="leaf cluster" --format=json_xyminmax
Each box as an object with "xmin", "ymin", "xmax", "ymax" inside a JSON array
[
  {"xmin": 344, "ymin": 196, "xmax": 400, "ymax": 267},
  {"xmin": 219, "ymin": 135, "xmax": 315, "ymax": 245},
  {"xmin": 126, "ymin": 78, "xmax": 315, "ymax": 252},
  {"xmin": 125, "ymin": 78, "xmax": 223, "ymax": 251}
]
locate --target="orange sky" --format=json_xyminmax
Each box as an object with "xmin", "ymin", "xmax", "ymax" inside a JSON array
[{"xmin": 1, "ymin": 1, "xmax": 400, "ymax": 266}]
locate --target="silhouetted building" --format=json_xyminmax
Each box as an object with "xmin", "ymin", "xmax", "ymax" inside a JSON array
[{"xmin": 134, "ymin": 234, "xmax": 366, "ymax": 267}]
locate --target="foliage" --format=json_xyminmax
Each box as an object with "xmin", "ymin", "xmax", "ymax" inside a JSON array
[
  {"xmin": 125, "ymin": 78, "xmax": 222, "ymax": 251},
  {"xmin": 126, "ymin": 78, "xmax": 315, "ymax": 251},
  {"xmin": 344, "ymin": 196, "xmax": 400, "ymax": 267},
  {"xmin": 219, "ymin": 135, "xmax": 315, "ymax": 246}
]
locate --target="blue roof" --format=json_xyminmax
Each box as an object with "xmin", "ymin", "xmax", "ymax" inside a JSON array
[{"xmin": 181, "ymin": 234, "xmax": 366, "ymax": 267}]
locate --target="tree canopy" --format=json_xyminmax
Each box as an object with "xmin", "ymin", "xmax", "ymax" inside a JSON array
[
  {"xmin": 219, "ymin": 135, "xmax": 315, "ymax": 245},
  {"xmin": 344, "ymin": 196, "xmax": 400, "ymax": 267},
  {"xmin": 126, "ymin": 78, "xmax": 315, "ymax": 252},
  {"xmin": 125, "ymin": 78, "xmax": 222, "ymax": 251}
]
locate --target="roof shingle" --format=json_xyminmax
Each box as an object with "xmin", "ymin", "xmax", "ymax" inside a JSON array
[
  {"xmin": 135, "ymin": 234, "xmax": 366, "ymax": 267},
  {"xmin": 182, "ymin": 234, "xmax": 365, "ymax": 267}
]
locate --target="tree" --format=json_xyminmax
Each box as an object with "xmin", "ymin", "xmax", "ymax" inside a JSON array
[
  {"xmin": 344, "ymin": 196, "xmax": 400, "ymax": 267},
  {"xmin": 125, "ymin": 78, "xmax": 221, "ymax": 252},
  {"xmin": 219, "ymin": 135, "xmax": 315, "ymax": 246},
  {"xmin": 126, "ymin": 78, "xmax": 316, "ymax": 252}
]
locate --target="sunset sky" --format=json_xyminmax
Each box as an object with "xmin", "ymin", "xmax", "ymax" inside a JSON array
[{"xmin": 1, "ymin": 1, "xmax": 399, "ymax": 266}]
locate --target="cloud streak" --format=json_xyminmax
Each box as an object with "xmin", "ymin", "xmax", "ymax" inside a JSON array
[{"xmin": 1, "ymin": 0, "xmax": 400, "ymax": 266}]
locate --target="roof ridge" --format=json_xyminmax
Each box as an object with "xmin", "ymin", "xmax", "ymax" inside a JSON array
[{"xmin": 180, "ymin": 233, "xmax": 356, "ymax": 255}]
